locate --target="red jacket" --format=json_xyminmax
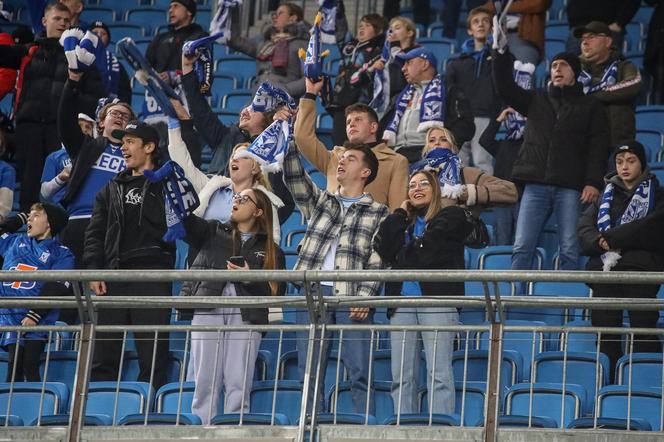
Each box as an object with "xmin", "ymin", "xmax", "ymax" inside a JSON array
[{"xmin": 0, "ymin": 33, "xmax": 16, "ymax": 101}]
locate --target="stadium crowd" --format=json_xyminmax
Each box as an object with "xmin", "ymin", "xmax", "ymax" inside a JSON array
[{"xmin": 0, "ymin": 0, "xmax": 663, "ymax": 426}]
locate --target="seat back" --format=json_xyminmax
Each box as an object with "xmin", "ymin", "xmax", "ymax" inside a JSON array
[
  {"xmin": 420, "ymin": 381, "xmax": 485, "ymax": 426},
  {"xmin": 505, "ymin": 383, "xmax": 585, "ymax": 428},
  {"xmin": 85, "ymin": 382, "xmax": 153, "ymax": 424},
  {"xmin": 617, "ymin": 353, "xmax": 664, "ymax": 389},
  {"xmin": 0, "ymin": 382, "xmax": 69, "ymax": 425},
  {"xmin": 330, "ymin": 381, "xmax": 393, "ymax": 423},
  {"xmin": 599, "ymin": 386, "xmax": 663, "ymax": 431},
  {"xmin": 249, "ymin": 380, "xmax": 303, "ymax": 424}
]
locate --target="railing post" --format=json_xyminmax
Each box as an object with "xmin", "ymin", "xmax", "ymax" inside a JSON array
[
  {"xmin": 67, "ymin": 281, "xmax": 96, "ymax": 442},
  {"xmin": 483, "ymin": 281, "xmax": 502, "ymax": 442}
]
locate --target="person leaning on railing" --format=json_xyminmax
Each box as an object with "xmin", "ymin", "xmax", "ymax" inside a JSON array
[
  {"xmin": 578, "ymin": 141, "xmax": 664, "ymax": 380},
  {"xmin": 179, "ymin": 187, "xmax": 285, "ymax": 424},
  {"xmin": 373, "ymin": 168, "xmax": 473, "ymax": 416}
]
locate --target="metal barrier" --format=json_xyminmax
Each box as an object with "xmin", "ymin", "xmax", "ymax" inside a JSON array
[{"xmin": 0, "ymin": 269, "xmax": 663, "ymax": 442}]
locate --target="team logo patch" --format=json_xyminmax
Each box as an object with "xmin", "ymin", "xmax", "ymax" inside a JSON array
[
  {"xmin": 4, "ymin": 263, "xmax": 38, "ymax": 289},
  {"xmin": 39, "ymin": 251, "xmax": 51, "ymax": 263}
]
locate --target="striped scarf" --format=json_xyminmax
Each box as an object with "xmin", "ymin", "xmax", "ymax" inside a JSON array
[
  {"xmin": 209, "ymin": 0, "xmax": 242, "ymax": 44},
  {"xmin": 579, "ymin": 60, "xmax": 619, "ymax": 95}
]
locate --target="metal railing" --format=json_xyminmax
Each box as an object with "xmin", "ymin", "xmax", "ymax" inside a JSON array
[{"xmin": 0, "ymin": 269, "xmax": 663, "ymax": 442}]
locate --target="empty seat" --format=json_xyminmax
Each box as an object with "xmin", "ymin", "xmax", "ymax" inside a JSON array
[
  {"xmin": 80, "ymin": 7, "xmax": 116, "ymax": 23},
  {"xmin": 0, "ymin": 382, "xmax": 69, "ymax": 425},
  {"xmin": 313, "ymin": 412, "xmax": 376, "ymax": 425},
  {"xmin": 616, "ymin": 353, "xmax": 664, "ymax": 389},
  {"xmin": 568, "ymin": 416, "xmax": 652, "ymax": 431},
  {"xmin": 489, "ymin": 414, "xmax": 558, "ymax": 428},
  {"xmin": 504, "ymin": 382, "xmax": 586, "ymax": 428},
  {"xmin": 330, "ymin": 380, "xmax": 393, "ymax": 423},
  {"xmin": 215, "ymin": 58, "xmax": 256, "ymax": 87},
  {"xmin": 155, "ymin": 381, "xmax": 206, "ymax": 415},
  {"xmin": 479, "ymin": 320, "xmax": 545, "ymax": 379},
  {"xmin": 249, "ymin": 380, "xmax": 303, "ymax": 425},
  {"xmin": 108, "ymin": 23, "xmax": 146, "ymax": 42},
  {"xmin": 33, "ymin": 414, "xmax": 112, "ymax": 426},
  {"xmin": 221, "ymin": 91, "xmax": 252, "ymax": 112},
  {"xmin": 85, "ymin": 381, "xmax": 154, "ymax": 424},
  {"xmin": 211, "ymin": 412, "xmax": 289, "ymax": 425},
  {"xmin": 125, "ymin": 8, "xmax": 166, "ymax": 33},
  {"xmin": 452, "ymin": 349, "xmax": 522, "ymax": 392},
  {"xmin": 0, "ymin": 415, "xmax": 23, "ymax": 426},
  {"xmin": 39, "ymin": 350, "xmax": 78, "ymax": 390},
  {"xmin": 382, "ymin": 413, "xmax": 460, "ymax": 426},
  {"xmin": 597, "ymin": 385, "xmax": 662, "ymax": 431},
  {"xmin": 119, "ymin": 412, "xmax": 202, "ymax": 425},
  {"xmin": 420, "ymin": 381, "xmax": 485, "ymax": 427}
]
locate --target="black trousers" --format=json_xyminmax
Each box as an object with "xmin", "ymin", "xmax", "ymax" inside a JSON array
[
  {"xmin": 15, "ymin": 121, "xmax": 61, "ymax": 212},
  {"xmin": 91, "ymin": 280, "xmax": 172, "ymax": 390},
  {"xmin": 4, "ymin": 339, "xmax": 46, "ymax": 382},
  {"xmin": 591, "ymin": 282, "xmax": 662, "ymax": 381}
]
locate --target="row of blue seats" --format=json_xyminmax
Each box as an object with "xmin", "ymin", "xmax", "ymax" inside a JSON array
[{"xmin": 1, "ymin": 379, "xmax": 660, "ymax": 430}]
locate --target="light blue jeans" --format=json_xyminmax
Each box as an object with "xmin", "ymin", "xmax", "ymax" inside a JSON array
[
  {"xmin": 390, "ymin": 307, "xmax": 457, "ymax": 415},
  {"xmin": 512, "ymin": 184, "xmax": 581, "ymax": 274},
  {"xmin": 507, "ymin": 33, "xmax": 541, "ymax": 66},
  {"xmin": 459, "ymin": 117, "xmax": 494, "ymax": 175}
]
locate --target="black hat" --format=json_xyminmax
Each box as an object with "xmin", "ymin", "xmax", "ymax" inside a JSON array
[
  {"xmin": 171, "ymin": 0, "xmax": 197, "ymax": 17},
  {"xmin": 551, "ymin": 52, "xmax": 582, "ymax": 79},
  {"xmin": 614, "ymin": 141, "xmax": 648, "ymax": 170},
  {"xmin": 41, "ymin": 203, "xmax": 69, "ymax": 237},
  {"xmin": 112, "ymin": 122, "xmax": 160, "ymax": 146},
  {"xmin": 573, "ymin": 21, "xmax": 612, "ymax": 39},
  {"xmin": 90, "ymin": 20, "xmax": 111, "ymax": 41}
]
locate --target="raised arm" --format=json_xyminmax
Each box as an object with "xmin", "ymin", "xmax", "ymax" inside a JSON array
[
  {"xmin": 293, "ymin": 80, "xmax": 334, "ymax": 173},
  {"xmin": 58, "ymin": 77, "xmax": 88, "ymax": 159},
  {"xmin": 492, "ymin": 50, "xmax": 535, "ymax": 116},
  {"xmin": 181, "ymin": 70, "xmax": 231, "ymax": 150},
  {"xmin": 282, "ymin": 142, "xmax": 321, "ymax": 220},
  {"xmin": 226, "ymin": 5, "xmax": 259, "ymax": 57},
  {"xmin": 167, "ymin": 121, "xmax": 210, "ymax": 194}
]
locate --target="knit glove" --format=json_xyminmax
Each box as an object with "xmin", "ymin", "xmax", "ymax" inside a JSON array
[
  {"xmin": 492, "ymin": 16, "xmax": 508, "ymax": 54},
  {"xmin": 60, "ymin": 28, "xmax": 85, "ymax": 71}
]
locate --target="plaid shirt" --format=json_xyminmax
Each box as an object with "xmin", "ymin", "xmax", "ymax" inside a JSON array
[{"xmin": 283, "ymin": 145, "xmax": 388, "ymax": 297}]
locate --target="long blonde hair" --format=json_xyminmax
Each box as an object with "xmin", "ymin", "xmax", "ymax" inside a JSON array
[
  {"xmin": 407, "ymin": 170, "xmax": 443, "ymax": 224},
  {"xmin": 231, "ymin": 143, "xmax": 272, "ymax": 191},
  {"xmin": 390, "ymin": 16, "xmax": 417, "ymax": 48},
  {"xmin": 423, "ymin": 127, "xmax": 459, "ymax": 156}
]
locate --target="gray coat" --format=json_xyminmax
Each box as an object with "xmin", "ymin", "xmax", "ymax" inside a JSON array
[{"xmin": 228, "ymin": 8, "xmax": 309, "ymax": 99}]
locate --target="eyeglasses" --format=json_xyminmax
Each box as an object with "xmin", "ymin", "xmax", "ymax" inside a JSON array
[
  {"xmin": 107, "ymin": 109, "xmax": 132, "ymax": 121},
  {"xmin": 233, "ymin": 193, "xmax": 258, "ymax": 206},
  {"xmin": 408, "ymin": 179, "xmax": 432, "ymax": 190}
]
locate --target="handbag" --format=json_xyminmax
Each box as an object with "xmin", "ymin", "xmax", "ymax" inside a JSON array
[{"xmin": 463, "ymin": 209, "xmax": 490, "ymax": 249}]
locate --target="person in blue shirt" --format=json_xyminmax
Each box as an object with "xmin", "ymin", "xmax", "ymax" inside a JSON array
[{"xmin": 0, "ymin": 202, "xmax": 74, "ymax": 381}]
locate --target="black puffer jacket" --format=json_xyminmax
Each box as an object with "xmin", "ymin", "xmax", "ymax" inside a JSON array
[
  {"xmin": 179, "ymin": 215, "xmax": 286, "ymax": 324},
  {"xmin": 146, "ymin": 23, "xmax": 207, "ymax": 73},
  {"xmin": 83, "ymin": 170, "xmax": 175, "ymax": 270},
  {"xmin": 578, "ymin": 171, "xmax": 664, "ymax": 273},
  {"xmin": 373, "ymin": 206, "xmax": 472, "ymax": 316},
  {"xmin": 493, "ymin": 50, "xmax": 610, "ymax": 191},
  {"xmin": 0, "ymin": 37, "xmax": 104, "ymax": 124}
]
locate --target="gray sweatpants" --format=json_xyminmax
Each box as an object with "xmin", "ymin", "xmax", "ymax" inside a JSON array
[{"xmin": 190, "ymin": 285, "xmax": 261, "ymax": 424}]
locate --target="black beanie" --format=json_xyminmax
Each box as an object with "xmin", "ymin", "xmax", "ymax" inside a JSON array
[
  {"xmin": 171, "ymin": 0, "xmax": 197, "ymax": 17},
  {"xmin": 614, "ymin": 141, "xmax": 648, "ymax": 171},
  {"xmin": 41, "ymin": 203, "xmax": 69, "ymax": 237},
  {"xmin": 551, "ymin": 52, "xmax": 582, "ymax": 80}
]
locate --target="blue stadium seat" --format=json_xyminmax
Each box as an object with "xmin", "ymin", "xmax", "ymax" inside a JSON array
[
  {"xmin": 132, "ymin": 38, "xmax": 152, "ymax": 55},
  {"xmin": 310, "ymin": 171, "xmax": 327, "ymax": 190},
  {"xmin": 544, "ymin": 21, "xmax": 569, "ymax": 40},
  {"xmin": 221, "ymin": 91, "xmax": 252, "ymax": 112},
  {"xmin": 624, "ymin": 22, "xmax": 645, "ymax": 53},
  {"xmin": 511, "ymin": 282, "xmax": 591, "ymax": 327},
  {"xmin": 215, "ymin": 58, "xmax": 256, "ymax": 88},
  {"xmin": 119, "ymin": 412, "xmax": 202, "ymax": 425},
  {"xmin": 533, "ymin": 351, "xmax": 610, "ymax": 413},
  {"xmin": 419, "ymin": 38, "xmax": 456, "ymax": 59},
  {"xmin": 490, "ymin": 415, "xmax": 558, "ymax": 428},
  {"xmin": 97, "ymin": 0, "xmax": 141, "ymax": 16},
  {"xmin": 80, "ymin": 7, "xmax": 116, "ymax": 23},
  {"xmin": 249, "ymin": 380, "xmax": 303, "ymax": 424},
  {"xmin": 382, "ymin": 413, "xmax": 460, "ymax": 426},
  {"xmin": 636, "ymin": 106, "xmax": 664, "ymax": 130},
  {"xmin": 284, "ymin": 251, "xmax": 298, "ymax": 270},
  {"xmin": 121, "ymin": 351, "xmax": 185, "ymax": 384},
  {"xmin": 373, "ymin": 349, "xmax": 427, "ymax": 388},
  {"xmin": 636, "ymin": 129, "xmax": 663, "ymax": 163},
  {"xmin": 597, "ymin": 386, "xmax": 662, "ymax": 431},
  {"xmin": 0, "ymin": 415, "xmax": 23, "ymax": 426},
  {"xmin": 420, "ymin": 381, "xmax": 485, "ymax": 426},
  {"xmin": 259, "ymin": 331, "xmax": 297, "ymax": 362},
  {"xmin": 616, "ymin": 353, "xmax": 664, "ymax": 389},
  {"xmin": 108, "ymin": 23, "xmax": 146, "ymax": 42},
  {"xmin": 452, "ymin": 349, "xmax": 522, "ymax": 392},
  {"xmin": 33, "ymin": 414, "xmax": 112, "ymax": 426},
  {"xmin": 0, "ymin": 382, "xmax": 69, "ymax": 425},
  {"xmin": 125, "ymin": 8, "xmax": 167, "ymax": 33},
  {"xmin": 214, "ymin": 111, "xmax": 237, "ymax": 125},
  {"xmin": 211, "ymin": 412, "xmax": 290, "ymax": 425},
  {"xmin": 155, "ymin": 381, "xmax": 200, "ymax": 414},
  {"xmin": 211, "ymin": 74, "xmax": 238, "ymax": 103},
  {"xmin": 39, "ymin": 350, "xmax": 79, "ymax": 390},
  {"xmin": 0, "ymin": 352, "xmax": 7, "ymax": 382},
  {"xmin": 479, "ymin": 321, "xmax": 545, "ymax": 379},
  {"xmin": 504, "ymin": 383, "xmax": 586, "ymax": 428},
  {"xmin": 279, "ymin": 350, "xmax": 348, "ymax": 397},
  {"xmin": 283, "ymin": 228, "xmax": 305, "ymax": 253},
  {"xmin": 568, "ymin": 416, "xmax": 652, "ymax": 431},
  {"xmin": 310, "ymin": 412, "xmax": 377, "ymax": 425},
  {"xmin": 85, "ymin": 381, "xmax": 154, "ymax": 424},
  {"xmin": 194, "ymin": 8, "xmax": 211, "ymax": 26},
  {"xmin": 316, "ymin": 113, "xmax": 333, "ymax": 131},
  {"xmin": 330, "ymin": 380, "xmax": 393, "ymax": 423},
  {"xmin": 0, "ymin": 92, "xmax": 13, "ymax": 116},
  {"xmin": 544, "ymin": 39, "xmax": 566, "ymax": 59}
]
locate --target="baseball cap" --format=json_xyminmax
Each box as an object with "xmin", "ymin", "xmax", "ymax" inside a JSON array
[
  {"xmin": 112, "ymin": 122, "xmax": 160, "ymax": 146},
  {"xmin": 573, "ymin": 21, "xmax": 612, "ymax": 39},
  {"xmin": 614, "ymin": 141, "xmax": 647, "ymax": 170},
  {"xmin": 396, "ymin": 47, "xmax": 438, "ymax": 70}
]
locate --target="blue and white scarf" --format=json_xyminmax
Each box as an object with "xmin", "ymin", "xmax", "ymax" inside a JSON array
[
  {"xmin": 596, "ymin": 176, "xmax": 654, "ymax": 270},
  {"xmin": 410, "ymin": 147, "xmax": 464, "ymax": 199},
  {"xmin": 144, "ymin": 161, "xmax": 201, "ymax": 242},
  {"xmin": 182, "ymin": 32, "xmax": 224, "ymax": 96},
  {"xmin": 579, "ymin": 60, "xmax": 619, "ymax": 95},
  {"xmin": 505, "ymin": 60, "xmax": 534, "ymax": 140},
  {"xmin": 299, "ymin": 12, "xmax": 331, "ymax": 82},
  {"xmin": 369, "ymin": 34, "xmax": 396, "ymax": 120},
  {"xmin": 60, "ymin": 29, "xmax": 100, "ymax": 72},
  {"xmin": 383, "ymin": 75, "xmax": 446, "ymax": 147},
  {"xmin": 235, "ymin": 83, "xmax": 297, "ymax": 172},
  {"xmin": 209, "ymin": 0, "xmax": 242, "ymax": 44},
  {"xmin": 318, "ymin": 0, "xmax": 338, "ymax": 44}
]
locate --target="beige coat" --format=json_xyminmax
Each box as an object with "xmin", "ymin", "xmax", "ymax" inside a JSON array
[
  {"xmin": 461, "ymin": 166, "xmax": 519, "ymax": 214},
  {"xmin": 293, "ymin": 97, "xmax": 409, "ymax": 212}
]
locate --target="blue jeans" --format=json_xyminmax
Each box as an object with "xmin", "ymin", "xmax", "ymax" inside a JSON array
[
  {"xmin": 507, "ymin": 33, "xmax": 541, "ymax": 66},
  {"xmin": 512, "ymin": 184, "xmax": 581, "ymax": 273},
  {"xmin": 296, "ymin": 285, "xmax": 375, "ymax": 415},
  {"xmin": 493, "ymin": 203, "xmax": 519, "ymax": 246},
  {"xmin": 390, "ymin": 307, "xmax": 457, "ymax": 415}
]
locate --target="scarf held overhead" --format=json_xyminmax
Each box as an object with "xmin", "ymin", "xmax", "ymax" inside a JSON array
[
  {"xmin": 144, "ymin": 161, "xmax": 201, "ymax": 242},
  {"xmin": 596, "ymin": 176, "xmax": 654, "ymax": 271},
  {"xmin": 210, "ymin": 0, "xmax": 242, "ymax": 44},
  {"xmin": 182, "ymin": 32, "xmax": 224, "ymax": 96},
  {"xmin": 383, "ymin": 75, "xmax": 446, "ymax": 147},
  {"xmin": 505, "ymin": 60, "xmax": 535, "ymax": 141}
]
